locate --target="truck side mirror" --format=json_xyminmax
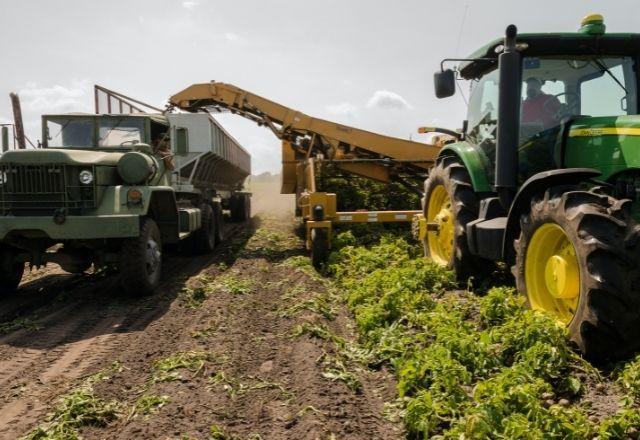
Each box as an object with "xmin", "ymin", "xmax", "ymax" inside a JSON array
[{"xmin": 434, "ymin": 69, "xmax": 456, "ymax": 98}]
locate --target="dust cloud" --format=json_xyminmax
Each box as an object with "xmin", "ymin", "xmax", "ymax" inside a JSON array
[{"xmin": 247, "ymin": 174, "xmax": 295, "ymax": 217}]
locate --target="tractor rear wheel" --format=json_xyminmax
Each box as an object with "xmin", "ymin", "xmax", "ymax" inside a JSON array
[
  {"xmin": 515, "ymin": 187, "xmax": 640, "ymax": 360},
  {"xmin": 422, "ymin": 157, "xmax": 486, "ymax": 282}
]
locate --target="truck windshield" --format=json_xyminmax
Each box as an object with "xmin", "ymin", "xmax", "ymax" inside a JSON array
[
  {"xmin": 98, "ymin": 118, "xmax": 144, "ymax": 147},
  {"xmin": 46, "ymin": 118, "xmax": 94, "ymax": 148}
]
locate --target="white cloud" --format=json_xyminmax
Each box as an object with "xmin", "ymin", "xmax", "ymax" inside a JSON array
[
  {"xmin": 9, "ymin": 79, "xmax": 93, "ymax": 145},
  {"xmin": 325, "ymin": 102, "xmax": 357, "ymax": 117},
  {"xmin": 182, "ymin": 1, "xmax": 199, "ymax": 9},
  {"xmin": 224, "ymin": 32, "xmax": 239, "ymax": 42},
  {"xmin": 18, "ymin": 79, "xmax": 92, "ymax": 113},
  {"xmin": 366, "ymin": 90, "xmax": 413, "ymax": 110}
]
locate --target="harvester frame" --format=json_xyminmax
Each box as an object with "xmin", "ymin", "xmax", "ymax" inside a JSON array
[{"xmin": 169, "ymin": 82, "xmax": 442, "ymax": 265}]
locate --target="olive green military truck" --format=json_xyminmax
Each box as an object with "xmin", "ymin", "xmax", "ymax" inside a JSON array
[{"xmin": 0, "ymin": 112, "xmax": 251, "ymax": 295}]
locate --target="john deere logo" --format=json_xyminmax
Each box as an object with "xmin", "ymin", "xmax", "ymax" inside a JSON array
[{"xmin": 570, "ymin": 128, "xmax": 604, "ymax": 137}]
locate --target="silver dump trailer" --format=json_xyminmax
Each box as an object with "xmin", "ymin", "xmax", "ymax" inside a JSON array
[
  {"xmin": 168, "ymin": 113, "xmax": 251, "ymax": 191},
  {"xmin": 167, "ymin": 112, "xmax": 252, "ymax": 223}
]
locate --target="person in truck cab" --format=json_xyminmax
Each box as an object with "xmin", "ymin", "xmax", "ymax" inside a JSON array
[
  {"xmin": 151, "ymin": 132, "xmax": 175, "ymax": 171},
  {"xmin": 521, "ymin": 77, "xmax": 561, "ymax": 129}
]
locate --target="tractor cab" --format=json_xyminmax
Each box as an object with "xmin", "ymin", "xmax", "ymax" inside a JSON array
[
  {"xmin": 437, "ymin": 14, "xmax": 640, "ymax": 186},
  {"xmin": 467, "ymin": 53, "xmax": 638, "ymax": 182}
]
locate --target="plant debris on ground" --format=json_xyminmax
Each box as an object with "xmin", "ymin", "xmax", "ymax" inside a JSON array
[{"xmin": 329, "ymin": 231, "xmax": 640, "ymax": 439}]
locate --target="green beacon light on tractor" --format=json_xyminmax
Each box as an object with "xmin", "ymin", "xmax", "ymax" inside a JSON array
[{"xmin": 579, "ymin": 13, "xmax": 605, "ymax": 35}]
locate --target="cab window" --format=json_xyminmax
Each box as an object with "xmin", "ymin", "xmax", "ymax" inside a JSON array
[
  {"xmin": 46, "ymin": 118, "xmax": 93, "ymax": 148},
  {"xmin": 466, "ymin": 67, "xmax": 500, "ymax": 180}
]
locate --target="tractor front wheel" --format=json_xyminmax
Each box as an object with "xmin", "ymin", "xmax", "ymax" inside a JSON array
[
  {"xmin": 515, "ymin": 187, "xmax": 640, "ymax": 360},
  {"xmin": 422, "ymin": 157, "xmax": 486, "ymax": 282}
]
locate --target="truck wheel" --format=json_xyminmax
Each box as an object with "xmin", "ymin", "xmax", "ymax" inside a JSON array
[
  {"xmin": 310, "ymin": 228, "xmax": 329, "ymax": 269},
  {"xmin": 193, "ymin": 203, "xmax": 216, "ymax": 254},
  {"xmin": 120, "ymin": 218, "xmax": 162, "ymax": 296},
  {"xmin": 244, "ymin": 195, "xmax": 252, "ymax": 220},
  {"xmin": 230, "ymin": 195, "xmax": 242, "ymax": 222},
  {"xmin": 515, "ymin": 187, "xmax": 640, "ymax": 360},
  {"xmin": 213, "ymin": 202, "xmax": 224, "ymax": 244},
  {"xmin": 0, "ymin": 248, "xmax": 24, "ymax": 293},
  {"xmin": 422, "ymin": 157, "xmax": 485, "ymax": 282}
]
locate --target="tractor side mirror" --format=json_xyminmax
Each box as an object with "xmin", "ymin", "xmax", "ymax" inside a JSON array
[{"xmin": 434, "ymin": 69, "xmax": 456, "ymax": 98}]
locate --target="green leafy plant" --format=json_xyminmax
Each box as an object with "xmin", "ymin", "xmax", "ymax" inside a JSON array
[
  {"xmin": 328, "ymin": 234, "xmax": 640, "ymax": 438},
  {"xmin": 21, "ymin": 372, "xmax": 119, "ymax": 440},
  {"xmin": 153, "ymin": 351, "xmax": 211, "ymax": 382}
]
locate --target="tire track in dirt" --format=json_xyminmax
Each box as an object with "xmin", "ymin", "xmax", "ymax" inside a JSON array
[
  {"xmin": 0, "ymin": 222, "xmax": 248, "ymax": 437},
  {"xmin": 72, "ymin": 215, "xmax": 402, "ymax": 440}
]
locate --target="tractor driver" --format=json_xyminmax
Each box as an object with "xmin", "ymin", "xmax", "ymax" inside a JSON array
[{"xmin": 521, "ymin": 77, "xmax": 561, "ymax": 129}]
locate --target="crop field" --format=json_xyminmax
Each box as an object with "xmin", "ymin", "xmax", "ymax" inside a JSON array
[{"xmin": 0, "ymin": 183, "xmax": 638, "ymax": 439}]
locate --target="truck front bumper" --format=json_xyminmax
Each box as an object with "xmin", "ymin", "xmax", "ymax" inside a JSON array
[{"xmin": 0, "ymin": 215, "xmax": 140, "ymax": 240}]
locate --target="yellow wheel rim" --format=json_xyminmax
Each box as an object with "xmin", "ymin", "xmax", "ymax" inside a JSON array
[
  {"xmin": 525, "ymin": 223, "xmax": 580, "ymax": 325},
  {"xmin": 426, "ymin": 185, "xmax": 454, "ymax": 265}
]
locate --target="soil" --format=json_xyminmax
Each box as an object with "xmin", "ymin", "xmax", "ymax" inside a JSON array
[{"xmin": 0, "ymin": 185, "xmax": 403, "ymax": 439}]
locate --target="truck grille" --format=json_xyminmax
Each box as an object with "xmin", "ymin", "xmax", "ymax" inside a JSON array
[{"xmin": 0, "ymin": 164, "xmax": 97, "ymax": 216}]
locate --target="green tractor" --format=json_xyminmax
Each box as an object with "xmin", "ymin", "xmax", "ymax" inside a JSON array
[{"xmin": 420, "ymin": 14, "xmax": 640, "ymax": 359}]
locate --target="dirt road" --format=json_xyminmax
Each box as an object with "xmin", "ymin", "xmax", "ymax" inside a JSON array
[{"xmin": 0, "ymin": 212, "xmax": 401, "ymax": 439}]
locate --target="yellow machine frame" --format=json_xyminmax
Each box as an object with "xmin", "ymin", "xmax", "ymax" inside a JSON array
[{"xmin": 169, "ymin": 82, "xmax": 440, "ymax": 263}]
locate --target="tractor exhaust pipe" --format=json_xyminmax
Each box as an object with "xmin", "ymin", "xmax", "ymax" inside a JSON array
[{"xmin": 495, "ymin": 25, "xmax": 521, "ymax": 209}]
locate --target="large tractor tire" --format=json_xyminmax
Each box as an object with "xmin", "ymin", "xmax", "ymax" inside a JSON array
[
  {"xmin": 515, "ymin": 187, "xmax": 640, "ymax": 360},
  {"xmin": 422, "ymin": 157, "xmax": 486, "ymax": 282},
  {"xmin": 310, "ymin": 228, "xmax": 329, "ymax": 269},
  {"xmin": 0, "ymin": 247, "xmax": 23, "ymax": 293},
  {"xmin": 193, "ymin": 203, "xmax": 217, "ymax": 254},
  {"xmin": 120, "ymin": 218, "xmax": 162, "ymax": 296}
]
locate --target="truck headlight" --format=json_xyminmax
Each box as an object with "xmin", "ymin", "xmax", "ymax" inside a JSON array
[{"xmin": 79, "ymin": 169, "xmax": 94, "ymax": 185}]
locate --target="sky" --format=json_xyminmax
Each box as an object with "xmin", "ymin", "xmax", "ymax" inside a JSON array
[{"xmin": 1, "ymin": 0, "xmax": 638, "ymax": 174}]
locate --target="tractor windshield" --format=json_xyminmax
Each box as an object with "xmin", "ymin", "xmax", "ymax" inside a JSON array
[
  {"xmin": 467, "ymin": 55, "xmax": 638, "ymax": 180},
  {"xmin": 519, "ymin": 56, "xmax": 637, "ymax": 176}
]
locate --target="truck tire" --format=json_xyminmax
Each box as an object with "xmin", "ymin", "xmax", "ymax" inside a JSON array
[
  {"xmin": 515, "ymin": 187, "xmax": 640, "ymax": 360},
  {"xmin": 230, "ymin": 195, "xmax": 243, "ymax": 222},
  {"xmin": 193, "ymin": 203, "xmax": 216, "ymax": 254},
  {"xmin": 244, "ymin": 195, "xmax": 251, "ymax": 221},
  {"xmin": 213, "ymin": 202, "xmax": 224, "ymax": 244},
  {"xmin": 310, "ymin": 228, "xmax": 329, "ymax": 269},
  {"xmin": 0, "ymin": 248, "xmax": 23, "ymax": 293},
  {"xmin": 120, "ymin": 218, "xmax": 162, "ymax": 296},
  {"xmin": 422, "ymin": 157, "xmax": 486, "ymax": 282}
]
